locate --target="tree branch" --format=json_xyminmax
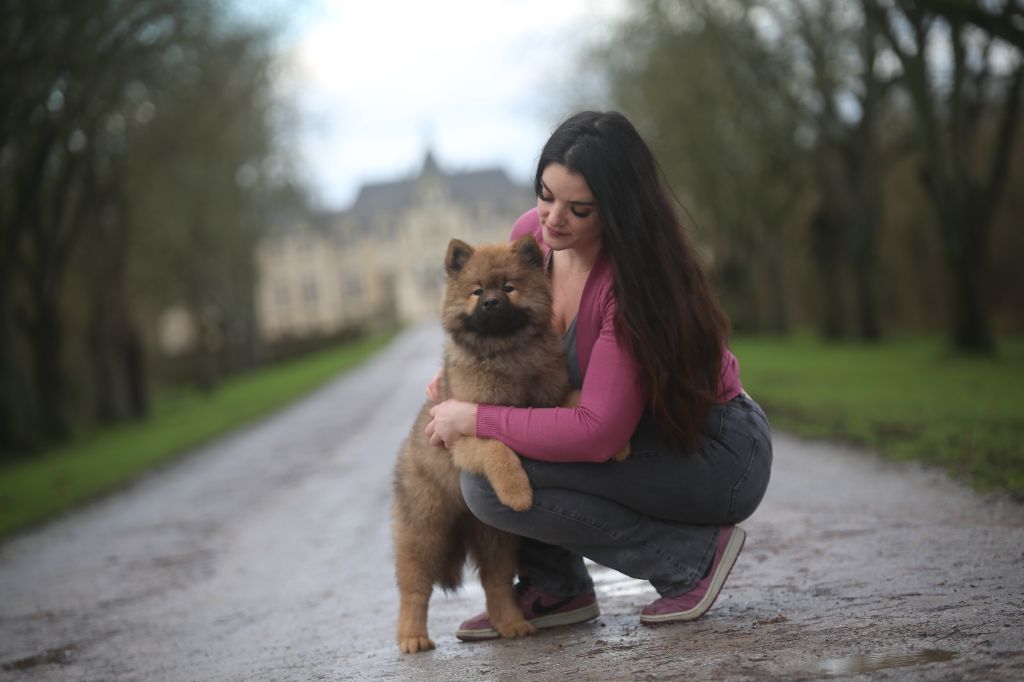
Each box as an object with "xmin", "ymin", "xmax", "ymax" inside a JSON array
[
  {"xmin": 922, "ymin": 0, "xmax": 1024, "ymax": 49},
  {"xmin": 985, "ymin": 60, "xmax": 1024, "ymax": 212},
  {"xmin": 868, "ymin": 2, "xmax": 945, "ymax": 174}
]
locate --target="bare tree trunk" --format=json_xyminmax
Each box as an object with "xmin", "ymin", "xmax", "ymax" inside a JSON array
[
  {"xmin": 25, "ymin": 152, "xmax": 96, "ymax": 442},
  {"xmin": 768, "ymin": 228, "xmax": 791, "ymax": 335},
  {"xmin": 0, "ymin": 274, "xmax": 38, "ymax": 455},
  {"xmin": 28, "ymin": 293, "xmax": 70, "ymax": 442},
  {"xmin": 851, "ymin": 189, "xmax": 882, "ymax": 342},
  {"xmin": 0, "ymin": 279, "xmax": 18, "ymax": 453},
  {"xmin": 939, "ymin": 200, "xmax": 994, "ymax": 353},
  {"xmin": 810, "ymin": 205, "xmax": 847, "ymax": 340},
  {"xmin": 90, "ymin": 291, "xmax": 121, "ymax": 425},
  {"xmin": 123, "ymin": 321, "xmax": 149, "ymax": 419},
  {"xmin": 89, "ymin": 193, "xmax": 150, "ymax": 423},
  {"xmin": 90, "ymin": 288, "xmax": 150, "ymax": 422}
]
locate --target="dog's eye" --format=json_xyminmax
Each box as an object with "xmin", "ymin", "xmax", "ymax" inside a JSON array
[
  {"xmin": 472, "ymin": 288, "xmax": 483, "ymax": 297},
  {"xmin": 503, "ymin": 285, "xmax": 515, "ymax": 293}
]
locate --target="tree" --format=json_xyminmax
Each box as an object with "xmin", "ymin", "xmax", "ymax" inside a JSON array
[
  {"xmin": 779, "ymin": 0, "xmax": 898, "ymax": 340},
  {"xmin": 594, "ymin": 0, "xmax": 808, "ymax": 333},
  {"xmin": 587, "ymin": 0, "xmax": 1022, "ymax": 348},
  {"xmin": 0, "ymin": 0, "xmax": 302, "ymax": 453},
  {"xmin": 867, "ymin": 0, "xmax": 1024, "ymax": 353},
  {"xmin": 1, "ymin": 0, "xmax": 191, "ymax": 442},
  {"xmin": 126, "ymin": 23, "xmax": 292, "ymax": 392}
]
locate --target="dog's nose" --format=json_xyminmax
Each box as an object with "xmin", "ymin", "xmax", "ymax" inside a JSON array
[{"xmin": 481, "ymin": 297, "xmax": 504, "ymax": 311}]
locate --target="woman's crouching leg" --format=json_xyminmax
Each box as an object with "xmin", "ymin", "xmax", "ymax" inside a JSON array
[
  {"xmin": 459, "ymin": 470, "xmax": 715, "ymax": 597},
  {"xmin": 460, "ymin": 471, "xmax": 592, "ymax": 596}
]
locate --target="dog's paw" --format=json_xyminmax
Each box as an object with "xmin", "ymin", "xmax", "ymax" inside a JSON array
[
  {"xmin": 497, "ymin": 486, "xmax": 533, "ymax": 512},
  {"xmin": 491, "ymin": 464, "xmax": 533, "ymax": 511},
  {"xmin": 612, "ymin": 442, "xmax": 631, "ymax": 462},
  {"xmin": 495, "ymin": 618, "xmax": 537, "ymax": 639},
  {"xmin": 398, "ymin": 635, "xmax": 436, "ymax": 653}
]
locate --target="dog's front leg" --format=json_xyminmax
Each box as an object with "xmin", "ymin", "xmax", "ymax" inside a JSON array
[
  {"xmin": 450, "ymin": 437, "xmax": 532, "ymax": 511},
  {"xmin": 394, "ymin": 537, "xmax": 436, "ymax": 653}
]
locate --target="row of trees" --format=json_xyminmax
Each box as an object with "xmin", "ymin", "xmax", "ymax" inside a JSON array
[
  {"xmin": 590, "ymin": 0, "xmax": 1023, "ymax": 351},
  {"xmin": 1, "ymin": 0, "xmax": 304, "ymax": 455}
]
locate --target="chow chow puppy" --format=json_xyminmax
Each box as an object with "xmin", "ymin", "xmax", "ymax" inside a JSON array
[{"xmin": 391, "ymin": 235, "xmax": 570, "ymax": 653}]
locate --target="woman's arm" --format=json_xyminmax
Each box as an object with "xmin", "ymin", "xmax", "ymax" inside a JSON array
[{"xmin": 475, "ymin": 292, "xmax": 646, "ymax": 463}]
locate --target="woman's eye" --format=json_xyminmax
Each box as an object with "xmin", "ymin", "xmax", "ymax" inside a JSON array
[
  {"xmin": 472, "ymin": 288, "xmax": 484, "ymax": 296},
  {"xmin": 503, "ymin": 284, "xmax": 515, "ymax": 293},
  {"xmin": 538, "ymin": 193, "xmax": 553, "ymax": 203},
  {"xmin": 571, "ymin": 207, "xmax": 591, "ymax": 218}
]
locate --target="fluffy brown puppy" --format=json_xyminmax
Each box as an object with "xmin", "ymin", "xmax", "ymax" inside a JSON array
[{"xmin": 391, "ymin": 235, "xmax": 569, "ymax": 653}]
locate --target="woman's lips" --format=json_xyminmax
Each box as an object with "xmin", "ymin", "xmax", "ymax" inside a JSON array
[{"xmin": 545, "ymin": 224, "xmax": 567, "ymax": 238}]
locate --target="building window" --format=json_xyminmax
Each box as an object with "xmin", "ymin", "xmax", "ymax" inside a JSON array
[
  {"xmin": 275, "ymin": 283, "xmax": 289, "ymax": 306},
  {"xmin": 303, "ymin": 280, "xmax": 318, "ymax": 303},
  {"xmin": 343, "ymin": 274, "xmax": 363, "ymax": 298}
]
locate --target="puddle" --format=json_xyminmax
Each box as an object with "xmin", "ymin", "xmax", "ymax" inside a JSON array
[
  {"xmin": 597, "ymin": 577, "xmax": 653, "ymax": 599},
  {"xmin": 1, "ymin": 645, "xmax": 77, "ymax": 671},
  {"xmin": 819, "ymin": 649, "xmax": 957, "ymax": 676},
  {"xmin": 591, "ymin": 564, "xmax": 653, "ymax": 598}
]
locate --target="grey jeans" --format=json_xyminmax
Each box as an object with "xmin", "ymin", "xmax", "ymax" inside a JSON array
[{"xmin": 460, "ymin": 393, "xmax": 772, "ymax": 598}]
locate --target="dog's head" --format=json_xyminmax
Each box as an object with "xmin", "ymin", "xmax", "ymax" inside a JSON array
[{"xmin": 441, "ymin": 235, "xmax": 550, "ymax": 345}]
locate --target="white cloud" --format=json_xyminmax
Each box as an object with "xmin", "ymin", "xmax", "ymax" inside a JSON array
[{"xmin": 285, "ymin": 0, "xmax": 626, "ymax": 208}]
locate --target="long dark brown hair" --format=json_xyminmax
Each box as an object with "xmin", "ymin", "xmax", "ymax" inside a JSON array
[{"xmin": 536, "ymin": 111, "xmax": 731, "ymax": 451}]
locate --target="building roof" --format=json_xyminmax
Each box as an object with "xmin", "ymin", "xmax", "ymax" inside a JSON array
[{"xmin": 346, "ymin": 152, "xmax": 530, "ymax": 220}]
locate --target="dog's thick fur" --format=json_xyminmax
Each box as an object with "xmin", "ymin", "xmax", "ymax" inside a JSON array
[{"xmin": 391, "ymin": 235, "xmax": 569, "ymax": 653}]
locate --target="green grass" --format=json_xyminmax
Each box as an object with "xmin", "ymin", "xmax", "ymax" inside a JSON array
[
  {"xmin": 0, "ymin": 331, "xmax": 395, "ymax": 540},
  {"xmin": 730, "ymin": 333, "xmax": 1024, "ymax": 498}
]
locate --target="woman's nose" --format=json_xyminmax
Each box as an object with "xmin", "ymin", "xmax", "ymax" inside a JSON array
[{"xmin": 547, "ymin": 202, "xmax": 566, "ymax": 226}]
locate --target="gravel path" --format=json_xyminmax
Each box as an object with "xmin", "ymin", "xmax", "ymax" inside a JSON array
[{"xmin": 1, "ymin": 324, "xmax": 1021, "ymax": 680}]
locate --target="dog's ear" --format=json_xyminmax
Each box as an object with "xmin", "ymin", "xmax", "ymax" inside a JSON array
[
  {"xmin": 445, "ymin": 239, "xmax": 474, "ymax": 275},
  {"xmin": 513, "ymin": 235, "xmax": 544, "ymax": 269}
]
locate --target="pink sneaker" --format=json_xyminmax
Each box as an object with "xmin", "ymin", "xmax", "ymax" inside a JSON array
[
  {"xmin": 456, "ymin": 581, "xmax": 600, "ymax": 641},
  {"xmin": 640, "ymin": 525, "xmax": 746, "ymax": 624}
]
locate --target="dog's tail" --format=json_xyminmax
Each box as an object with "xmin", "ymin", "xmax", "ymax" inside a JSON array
[{"xmin": 438, "ymin": 535, "xmax": 466, "ymax": 593}]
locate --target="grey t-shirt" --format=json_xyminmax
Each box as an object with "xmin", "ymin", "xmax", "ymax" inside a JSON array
[{"xmin": 563, "ymin": 316, "xmax": 582, "ymax": 390}]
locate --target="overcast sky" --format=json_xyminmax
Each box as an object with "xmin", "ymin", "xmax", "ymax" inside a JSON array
[{"xmin": 278, "ymin": 0, "xmax": 626, "ymax": 210}]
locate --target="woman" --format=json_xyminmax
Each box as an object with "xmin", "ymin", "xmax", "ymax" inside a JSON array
[{"xmin": 426, "ymin": 110, "xmax": 772, "ymax": 640}]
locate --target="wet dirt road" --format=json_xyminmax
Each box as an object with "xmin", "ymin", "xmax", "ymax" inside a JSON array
[{"xmin": 1, "ymin": 324, "xmax": 1022, "ymax": 681}]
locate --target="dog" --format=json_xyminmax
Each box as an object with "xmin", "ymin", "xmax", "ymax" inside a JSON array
[{"xmin": 391, "ymin": 235, "xmax": 571, "ymax": 653}]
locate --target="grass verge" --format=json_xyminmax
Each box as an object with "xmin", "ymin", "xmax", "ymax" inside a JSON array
[
  {"xmin": 0, "ymin": 331, "xmax": 395, "ymax": 540},
  {"xmin": 730, "ymin": 333, "xmax": 1024, "ymax": 498}
]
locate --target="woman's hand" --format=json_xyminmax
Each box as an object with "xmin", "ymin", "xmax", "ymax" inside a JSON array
[
  {"xmin": 426, "ymin": 367, "xmax": 442, "ymax": 403},
  {"xmin": 425, "ymin": 399, "xmax": 477, "ymax": 448}
]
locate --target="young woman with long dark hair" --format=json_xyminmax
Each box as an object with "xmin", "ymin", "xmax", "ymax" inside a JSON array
[{"xmin": 426, "ymin": 110, "xmax": 772, "ymax": 639}]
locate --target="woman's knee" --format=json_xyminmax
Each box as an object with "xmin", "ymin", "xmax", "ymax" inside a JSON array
[
  {"xmin": 460, "ymin": 471, "xmax": 511, "ymax": 528},
  {"xmin": 729, "ymin": 432, "xmax": 773, "ymax": 522}
]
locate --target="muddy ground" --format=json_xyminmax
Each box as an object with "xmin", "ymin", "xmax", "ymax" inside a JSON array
[{"xmin": 1, "ymin": 324, "xmax": 1021, "ymax": 680}]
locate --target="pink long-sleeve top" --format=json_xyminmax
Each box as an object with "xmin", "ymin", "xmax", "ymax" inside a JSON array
[{"xmin": 474, "ymin": 208, "xmax": 743, "ymax": 463}]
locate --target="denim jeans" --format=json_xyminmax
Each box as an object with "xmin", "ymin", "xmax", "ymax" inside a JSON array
[{"xmin": 460, "ymin": 393, "xmax": 773, "ymax": 598}]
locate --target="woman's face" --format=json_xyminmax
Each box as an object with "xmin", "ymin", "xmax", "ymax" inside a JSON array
[{"xmin": 537, "ymin": 163, "xmax": 603, "ymax": 257}]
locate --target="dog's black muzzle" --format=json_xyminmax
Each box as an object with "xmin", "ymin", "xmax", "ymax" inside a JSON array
[{"xmin": 466, "ymin": 299, "xmax": 530, "ymax": 336}]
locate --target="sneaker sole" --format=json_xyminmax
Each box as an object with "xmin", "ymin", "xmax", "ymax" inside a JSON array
[
  {"xmin": 455, "ymin": 602, "xmax": 601, "ymax": 641},
  {"xmin": 640, "ymin": 525, "xmax": 746, "ymax": 624}
]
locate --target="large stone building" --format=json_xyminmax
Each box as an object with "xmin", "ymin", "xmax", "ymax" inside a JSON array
[{"xmin": 256, "ymin": 153, "xmax": 534, "ymax": 341}]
